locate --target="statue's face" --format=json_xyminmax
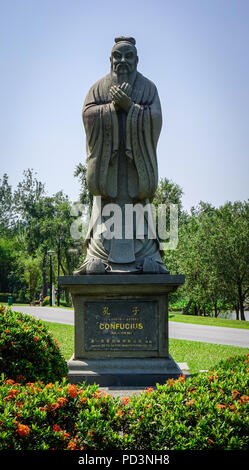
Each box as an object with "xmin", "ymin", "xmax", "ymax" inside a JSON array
[{"xmin": 110, "ymin": 44, "xmax": 138, "ymax": 76}]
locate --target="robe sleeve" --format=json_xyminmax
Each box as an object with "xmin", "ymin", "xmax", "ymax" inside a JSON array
[
  {"xmin": 82, "ymin": 84, "xmax": 119, "ymax": 198},
  {"xmin": 126, "ymin": 85, "xmax": 162, "ymax": 200}
]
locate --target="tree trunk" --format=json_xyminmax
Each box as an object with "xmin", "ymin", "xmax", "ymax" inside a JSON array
[
  {"xmin": 235, "ymin": 303, "xmax": 240, "ymax": 321},
  {"xmin": 183, "ymin": 299, "xmax": 193, "ymax": 315},
  {"xmin": 214, "ymin": 301, "xmax": 218, "ymax": 318},
  {"xmin": 238, "ymin": 283, "xmax": 246, "ymax": 321}
]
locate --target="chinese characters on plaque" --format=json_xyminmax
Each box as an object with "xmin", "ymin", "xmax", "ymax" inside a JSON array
[{"xmin": 85, "ymin": 300, "xmax": 158, "ymax": 351}]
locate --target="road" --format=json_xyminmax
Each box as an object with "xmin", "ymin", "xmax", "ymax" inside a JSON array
[{"xmin": 10, "ymin": 305, "xmax": 249, "ymax": 348}]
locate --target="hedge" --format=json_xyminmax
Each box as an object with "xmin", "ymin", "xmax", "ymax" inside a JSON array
[
  {"xmin": 0, "ymin": 354, "xmax": 248, "ymax": 450},
  {"xmin": 0, "ymin": 306, "xmax": 68, "ymax": 383}
]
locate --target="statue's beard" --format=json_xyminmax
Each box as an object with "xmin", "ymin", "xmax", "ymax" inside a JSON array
[{"xmin": 111, "ymin": 64, "xmax": 136, "ymax": 85}]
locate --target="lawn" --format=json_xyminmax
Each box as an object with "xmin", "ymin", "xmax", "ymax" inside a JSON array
[
  {"xmin": 43, "ymin": 321, "xmax": 249, "ymax": 375},
  {"xmin": 169, "ymin": 312, "xmax": 249, "ymax": 329}
]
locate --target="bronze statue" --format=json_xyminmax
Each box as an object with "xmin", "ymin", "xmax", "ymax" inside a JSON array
[{"xmin": 74, "ymin": 36, "xmax": 169, "ymax": 274}]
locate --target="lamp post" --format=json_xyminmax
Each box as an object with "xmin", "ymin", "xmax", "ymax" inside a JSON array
[
  {"xmin": 48, "ymin": 250, "xmax": 54, "ymax": 307},
  {"xmin": 57, "ymin": 236, "xmax": 62, "ymax": 307}
]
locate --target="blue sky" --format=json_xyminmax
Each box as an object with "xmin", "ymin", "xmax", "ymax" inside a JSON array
[{"xmin": 1, "ymin": 0, "xmax": 249, "ymax": 211}]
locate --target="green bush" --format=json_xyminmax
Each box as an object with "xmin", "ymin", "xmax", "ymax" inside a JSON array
[
  {"xmin": 0, "ymin": 306, "xmax": 68, "ymax": 384},
  {"xmin": 0, "ymin": 354, "xmax": 248, "ymax": 450}
]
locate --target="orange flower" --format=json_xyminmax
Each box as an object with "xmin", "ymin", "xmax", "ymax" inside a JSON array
[
  {"xmin": 53, "ymin": 424, "xmax": 62, "ymax": 432},
  {"xmin": 244, "ymin": 359, "xmax": 248, "ymax": 364},
  {"xmin": 208, "ymin": 439, "xmax": 214, "ymax": 444},
  {"xmin": 229, "ymin": 405, "xmax": 236, "ymax": 411},
  {"xmin": 80, "ymin": 397, "xmax": 87, "ymax": 403},
  {"xmin": 57, "ymin": 397, "xmax": 68, "ymax": 406},
  {"xmin": 16, "ymin": 423, "xmax": 30, "ymax": 437},
  {"xmin": 144, "ymin": 387, "xmax": 154, "ymax": 393},
  {"xmin": 16, "ymin": 401, "xmax": 24, "ymax": 409},
  {"xmin": 116, "ymin": 410, "xmax": 123, "ymax": 417},
  {"xmin": 239, "ymin": 395, "xmax": 249, "ymax": 403},
  {"xmin": 34, "ymin": 336, "xmax": 39, "ymax": 342},
  {"xmin": 5, "ymin": 329, "xmax": 10, "ymax": 334},
  {"xmin": 52, "ymin": 402, "xmax": 60, "ymax": 410},
  {"xmin": 167, "ymin": 379, "xmax": 175, "ymax": 387},
  {"xmin": 121, "ymin": 397, "xmax": 130, "ymax": 405},
  {"xmin": 45, "ymin": 383, "xmax": 54, "ymax": 389},
  {"xmin": 232, "ymin": 390, "xmax": 240, "ymax": 399},
  {"xmin": 177, "ymin": 374, "xmax": 186, "ymax": 383},
  {"xmin": 67, "ymin": 440, "xmax": 77, "ymax": 450},
  {"xmin": 186, "ymin": 399, "xmax": 195, "ymax": 406},
  {"xmin": 4, "ymin": 388, "xmax": 20, "ymax": 400},
  {"xmin": 5, "ymin": 379, "xmax": 15, "ymax": 385},
  {"xmin": 68, "ymin": 384, "xmax": 78, "ymax": 398},
  {"xmin": 217, "ymin": 404, "xmax": 226, "ymax": 409}
]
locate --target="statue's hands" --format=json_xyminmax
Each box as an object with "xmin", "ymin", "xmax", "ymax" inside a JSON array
[
  {"xmin": 110, "ymin": 84, "xmax": 132, "ymax": 112},
  {"xmin": 120, "ymin": 82, "xmax": 132, "ymax": 97}
]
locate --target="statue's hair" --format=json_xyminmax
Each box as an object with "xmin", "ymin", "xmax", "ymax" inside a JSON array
[
  {"xmin": 111, "ymin": 36, "xmax": 137, "ymax": 56},
  {"xmin": 114, "ymin": 36, "xmax": 136, "ymax": 46}
]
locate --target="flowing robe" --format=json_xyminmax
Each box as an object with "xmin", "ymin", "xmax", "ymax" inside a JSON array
[
  {"xmin": 84, "ymin": 71, "xmax": 161, "ymax": 201},
  {"xmin": 77, "ymin": 71, "xmax": 167, "ymax": 273}
]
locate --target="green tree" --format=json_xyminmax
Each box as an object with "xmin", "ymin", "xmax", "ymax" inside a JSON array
[
  {"xmin": 74, "ymin": 163, "xmax": 93, "ymax": 207},
  {"xmin": 13, "ymin": 168, "xmax": 45, "ymax": 223},
  {"xmin": 173, "ymin": 200, "xmax": 249, "ymax": 320},
  {"xmin": 0, "ymin": 174, "xmax": 13, "ymax": 234},
  {"xmin": 153, "ymin": 177, "xmax": 184, "ymax": 213},
  {"xmin": 20, "ymin": 254, "xmax": 42, "ymax": 304},
  {"xmin": 207, "ymin": 201, "xmax": 249, "ymax": 320}
]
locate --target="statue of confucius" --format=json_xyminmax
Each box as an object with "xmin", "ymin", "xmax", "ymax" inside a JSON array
[{"xmin": 74, "ymin": 36, "xmax": 169, "ymax": 275}]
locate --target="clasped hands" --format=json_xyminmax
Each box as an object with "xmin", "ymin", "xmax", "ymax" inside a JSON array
[{"xmin": 110, "ymin": 82, "xmax": 132, "ymax": 112}]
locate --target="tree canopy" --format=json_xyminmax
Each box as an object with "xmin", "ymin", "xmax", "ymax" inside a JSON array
[{"xmin": 0, "ymin": 168, "xmax": 248, "ymax": 319}]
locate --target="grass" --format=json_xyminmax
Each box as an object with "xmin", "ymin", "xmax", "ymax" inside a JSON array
[
  {"xmin": 43, "ymin": 321, "xmax": 74, "ymax": 360},
  {"xmin": 43, "ymin": 321, "xmax": 249, "ymax": 375},
  {"xmin": 169, "ymin": 338, "xmax": 249, "ymax": 374},
  {"xmin": 169, "ymin": 312, "xmax": 249, "ymax": 329}
]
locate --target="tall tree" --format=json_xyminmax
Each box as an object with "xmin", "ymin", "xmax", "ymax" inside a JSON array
[
  {"xmin": 0, "ymin": 174, "xmax": 13, "ymax": 234},
  {"xmin": 74, "ymin": 163, "xmax": 93, "ymax": 207}
]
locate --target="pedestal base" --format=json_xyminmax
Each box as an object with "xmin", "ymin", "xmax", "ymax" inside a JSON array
[
  {"xmin": 67, "ymin": 355, "xmax": 184, "ymax": 386},
  {"xmin": 59, "ymin": 274, "xmax": 185, "ymax": 386}
]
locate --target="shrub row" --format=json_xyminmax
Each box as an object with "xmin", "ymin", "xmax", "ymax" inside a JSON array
[
  {"xmin": 0, "ymin": 354, "xmax": 249, "ymax": 450},
  {"xmin": 0, "ymin": 306, "xmax": 68, "ymax": 383}
]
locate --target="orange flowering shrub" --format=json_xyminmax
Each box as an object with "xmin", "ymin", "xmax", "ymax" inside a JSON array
[
  {"xmin": 0, "ymin": 307, "xmax": 67, "ymax": 383},
  {"xmin": 0, "ymin": 354, "xmax": 249, "ymax": 450}
]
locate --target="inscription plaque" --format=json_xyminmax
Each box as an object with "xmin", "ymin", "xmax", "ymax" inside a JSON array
[{"xmin": 84, "ymin": 300, "xmax": 158, "ymax": 351}]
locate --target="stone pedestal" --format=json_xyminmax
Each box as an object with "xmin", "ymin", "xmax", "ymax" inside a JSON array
[{"xmin": 59, "ymin": 274, "xmax": 185, "ymax": 386}]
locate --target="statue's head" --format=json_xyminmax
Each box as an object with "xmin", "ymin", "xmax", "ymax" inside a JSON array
[{"xmin": 110, "ymin": 36, "xmax": 138, "ymax": 81}]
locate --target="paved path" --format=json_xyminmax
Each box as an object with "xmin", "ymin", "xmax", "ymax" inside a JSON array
[
  {"xmin": 11, "ymin": 306, "xmax": 249, "ymax": 348},
  {"xmin": 169, "ymin": 321, "xmax": 249, "ymax": 348}
]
